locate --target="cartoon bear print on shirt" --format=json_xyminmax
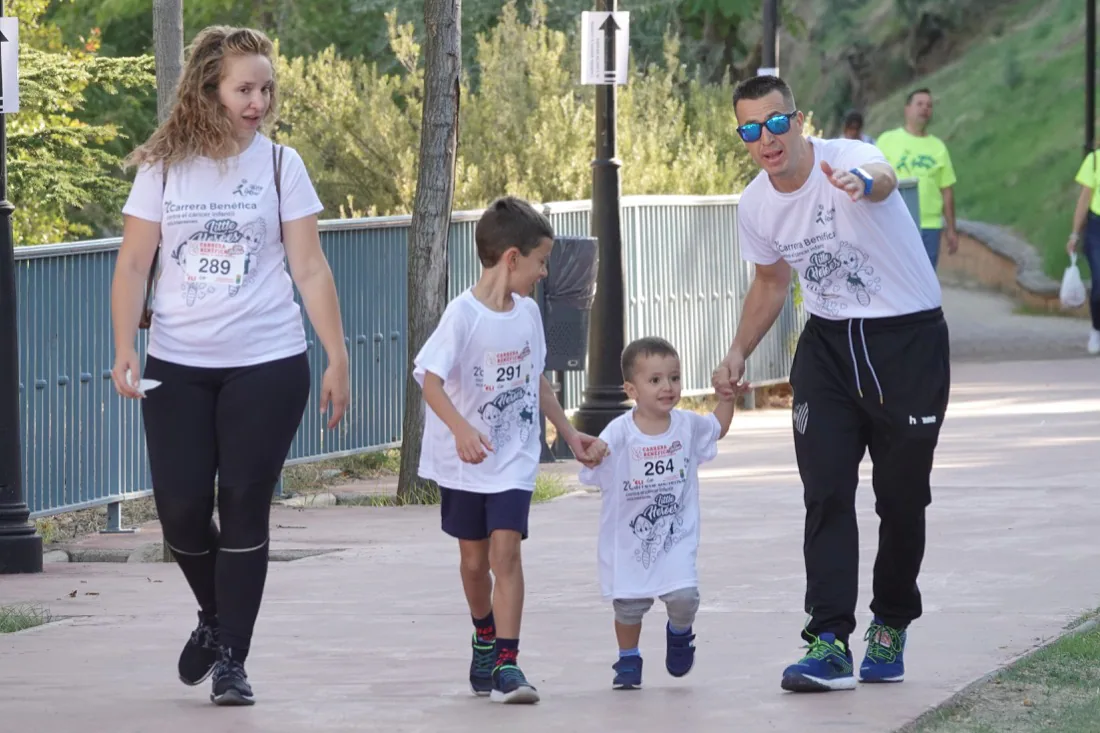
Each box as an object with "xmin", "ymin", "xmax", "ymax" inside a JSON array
[
  {"xmin": 802, "ymin": 274, "xmax": 847, "ymax": 317},
  {"xmin": 477, "ymin": 384, "xmax": 536, "ymax": 448},
  {"xmin": 228, "ymin": 218, "xmax": 267, "ymax": 297},
  {"xmin": 629, "ymin": 493, "xmax": 685, "ymax": 569},
  {"xmin": 835, "ymin": 242, "xmax": 882, "ymax": 307}
]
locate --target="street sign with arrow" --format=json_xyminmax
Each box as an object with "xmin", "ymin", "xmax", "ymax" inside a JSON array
[
  {"xmin": 0, "ymin": 18, "xmax": 18, "ymax": 114},
  {"xmin": 580, "ymin": 11, "xmax": 628, "ymax": 85}
]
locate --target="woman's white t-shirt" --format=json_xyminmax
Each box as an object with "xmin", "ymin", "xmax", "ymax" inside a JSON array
[
  {"xmin": 579, "ymin": 409, "xmax": 722, "ymax": 600},
  {"xmin": 122, "ymin": 134, "xmax": 324, "ymax": 368},
  {"xmin": 737, "ymin": 136, "xmax": 942, "ymax": 320}
]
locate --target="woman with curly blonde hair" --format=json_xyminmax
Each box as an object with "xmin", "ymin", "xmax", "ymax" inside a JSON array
[{"xmin": 109, "ymin": 26, "xmax": 350, "ymax": 706}]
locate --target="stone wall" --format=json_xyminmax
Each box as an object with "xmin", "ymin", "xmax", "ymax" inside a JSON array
[{"xmin": 934, "ymin": 220, "xmax": 1090, "ymax": 317}]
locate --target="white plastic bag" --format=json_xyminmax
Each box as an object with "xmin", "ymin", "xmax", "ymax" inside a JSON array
[{"xmin": 1060, "ymin": 253, "xmax": 1087, "ymax": 309}]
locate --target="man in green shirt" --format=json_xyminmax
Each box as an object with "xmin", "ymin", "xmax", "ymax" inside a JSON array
[{"xmin": 876, "ymin": 88, "xmax": 958, "ymax": 270}]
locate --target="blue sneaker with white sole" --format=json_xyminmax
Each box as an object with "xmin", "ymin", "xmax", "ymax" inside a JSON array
[
  {"xmin": 665, "ymin": 623, "xmax": 696, "ymax": 677},
  {"xmin": 859, "ymin": 618, "xmax": 906, "ymax": 683},
  {"xmin": 780, "ymin": 632, "xmax": 856, "ymax": 692},
  {"xmin": 612, "ymin": 654, "xmax": 643, "ymax": 689}
]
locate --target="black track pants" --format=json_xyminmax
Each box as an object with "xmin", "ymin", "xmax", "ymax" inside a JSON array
[
  {"xmin": 141, "ymin": 351, "xmax": 310, "ymax": 654},
  {"xmin": 788, "ymin": 308, "xmax": 950, "ymax": 645}
]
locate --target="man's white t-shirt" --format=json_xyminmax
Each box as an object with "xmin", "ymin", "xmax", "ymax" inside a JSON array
[
  {"xmin": 738, "ymin": 136, "xmax": 942, "ymax": 320},
  {"xmin": 122, "ymin": 134, "xmax": 324, "ymax": 368},
  {"xmin": 413, "ymin": 289, "xmax": 547, "ymax": 494},
  {"xmin": 578, "ymin": 409, "xmax": 722, "ymax": 600}
]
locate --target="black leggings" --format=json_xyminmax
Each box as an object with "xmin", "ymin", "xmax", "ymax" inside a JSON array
[
  {"xmin": 1082, "ymin": 212, "xmax": 1100, "ymax": 331},
  {"xmin": 141, "ymin": 351, "xmax": 310, "ymax": 656}
]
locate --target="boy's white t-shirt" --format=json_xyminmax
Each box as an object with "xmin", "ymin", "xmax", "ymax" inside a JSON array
[
  {"xmin": 579, "ymin": 408, "xmax": 722, "ymax": 600},
  {"xmin": 122, "ymin": 134, "xmax": 325, "ymax": 368},
  {"xmin": 413, "ymin": 289, "xmax": 547, "ymax": 494},
  {"xmin": 737, "ymin": 136, "xmax": 942, "ymax": 320}
]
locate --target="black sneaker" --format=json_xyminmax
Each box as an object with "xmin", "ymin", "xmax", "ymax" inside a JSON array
[
  {"xmin": 490, "ymin": 660, "xmax": 540, "ymax": 704},
  {"xmin": 178, "ymin": 612, "xmax": 219, "ymax": 686},
  {"xmin": 470, "ymin": 634, "xmax": 495, "ymax": 696},
  {"xmin": 210, "ymin": 647, "xmax": 255, "ymax": 706}
]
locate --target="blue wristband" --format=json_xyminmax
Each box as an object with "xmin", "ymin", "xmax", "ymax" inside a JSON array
[{"xmin": 850, "ymin": 167, "xmax": 873, "ymax": 196}]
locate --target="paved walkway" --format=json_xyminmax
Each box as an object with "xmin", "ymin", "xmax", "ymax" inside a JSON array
[
  {"xmin": 3, "ymin": 354, "xmax": 1100, "ymax": 732},
  {"xmin": 942, "ymin": 285, "xmax": 1092, "ymax": 363}
]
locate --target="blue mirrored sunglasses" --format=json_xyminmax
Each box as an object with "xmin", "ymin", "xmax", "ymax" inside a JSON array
[{"xmin": 736, "ymin": 111, "xmax": 798, "ymax": 142}]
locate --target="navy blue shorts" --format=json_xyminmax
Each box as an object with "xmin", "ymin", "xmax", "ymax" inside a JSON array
[{"xmin": 440, "ymin": 487, "xmax": 533, "ymax": 541}]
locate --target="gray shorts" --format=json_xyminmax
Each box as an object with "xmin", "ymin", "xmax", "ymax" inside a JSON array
[{"xmin": 612, "ymin": 586, "xmax": 700, "ymax": 627}]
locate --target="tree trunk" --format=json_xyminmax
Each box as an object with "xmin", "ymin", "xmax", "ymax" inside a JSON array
[
  {"xmin": 396, "ymin": 0, "xmax": 461, "ymax": 505},
  {"xmin": 153, "ymin": 0, "xmax": 183, "ymax": 562},
  {"xmin": 153, "ymin": 0, "xmax": 184, "ymax": 125}
]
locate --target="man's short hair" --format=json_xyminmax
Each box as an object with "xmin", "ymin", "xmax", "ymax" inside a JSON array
[
  {"xmin": 474, "ymin": 196, "xmax": 555, "ymax": 267},
  {"xmin": 843, "ymin": 109, "xmax": 864, "ymax": 128},
  {"xmin": 621, "ymin": 336, "xmax": 680, "ymax": 383},
  {"xmin": 905, "ymin": 87, "xmax": 932, "ymax": 104},
  {"xmin": 732, "ymin": 75, "xmax": 797, "ymax": 117}
]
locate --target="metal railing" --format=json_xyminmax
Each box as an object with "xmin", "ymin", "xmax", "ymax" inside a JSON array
[{"xmin": 13, "ymin": 182, "xmax": 917, "ymax": 525}]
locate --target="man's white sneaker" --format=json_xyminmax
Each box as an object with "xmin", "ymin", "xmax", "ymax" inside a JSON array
[{"xmin": 1089, "ymin": 330, "xmax": 1100, "ymax": 355}]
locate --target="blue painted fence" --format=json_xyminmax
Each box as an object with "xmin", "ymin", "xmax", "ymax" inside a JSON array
[{"xmin": 14, "ymin": 182, "xmax": 919, "ymax": 524}]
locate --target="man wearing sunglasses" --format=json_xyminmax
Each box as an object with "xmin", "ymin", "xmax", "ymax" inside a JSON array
[{"xmin": 712, "ymin": 75, "xmax": 950, "ymax": 695}]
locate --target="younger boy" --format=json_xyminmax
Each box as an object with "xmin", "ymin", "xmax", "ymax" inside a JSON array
[
  {"xmin": 412, "ymin": 196, "xmax": 604, "ymax": 704},
  {"xmin": 579, "ymin": 336, "xmax": 734, "ymax": 690}
]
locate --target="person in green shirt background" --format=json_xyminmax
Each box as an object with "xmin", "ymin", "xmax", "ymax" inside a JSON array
[
  {"xmin": 1066, "ymin": 145, "xmax": 1100, "ymax": 355},
  {"xmin": 876, "ymin": 88, "xmax": 958, "ymax": 270}
]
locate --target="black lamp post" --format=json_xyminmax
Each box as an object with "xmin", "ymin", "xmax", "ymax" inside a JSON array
[
  {"xmin": 0, "ymin": 5, "xmax": 42, "ymax": 574},
  {"xmin": 573, "ymin": 0, "xmax": 631, "ymax": 439}
]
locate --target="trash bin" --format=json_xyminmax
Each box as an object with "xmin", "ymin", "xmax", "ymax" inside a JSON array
[
  {"xmin": 536, "ymin": 235, "xmax": 599, "ymax": 461},
  {"xmin": 543, "ymin": 236, "xmax": 599, "ymax": 371}
]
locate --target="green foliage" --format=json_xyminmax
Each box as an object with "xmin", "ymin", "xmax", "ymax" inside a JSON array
[
  {"xmin": 275, "ymin": 0, "xmax": 757, "ymax": 218},
  {"xmin": 8, "ymin": 2, "xmax": 154, "ymax": 244},
  {"xmin": 782, "ymin": 0, "xmax": 1021, "ymax": 136},
  {"xmin": 864, "ymin": 0, "xmax": 1087, "ymax": 281},
  {"xmin": 272, "ymin": 20, "xmax": 422, "ymax": 218}
]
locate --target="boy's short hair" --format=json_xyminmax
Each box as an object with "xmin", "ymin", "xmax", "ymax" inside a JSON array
[
  {"xmin": 475, "ymin": 196, "xmax": 555, "ymax": 267},
  {"xmin": 621, "ymin": 337, "xmax": 680, "ymax": 382}
]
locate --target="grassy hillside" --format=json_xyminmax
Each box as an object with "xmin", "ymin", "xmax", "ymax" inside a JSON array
[{"xmin": 862, "ymin": 0, "xmax": 1094, "ymax": 280}]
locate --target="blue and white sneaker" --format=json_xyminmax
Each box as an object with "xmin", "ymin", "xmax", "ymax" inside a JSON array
[
  {"xmin": 859, "ymin": 618, "xmax": 906, "ymax": 683},
  {"xmin": 665, "ymin": 623, "xmax": 696, "ymax": 677},
  {"xmin": 490, "ymin": 651, "xmax": 540, "ymax": 704},
  {"xmin": 612, "ymin": 654, "xmax": 643, "ymax": 689},
  {"xmin": 780, "ymin": 632, "xmax": 857, "ymax": 692},
  {"xmin": 469, "ymin": 634, "xmax": 495, "ymax": 696}
]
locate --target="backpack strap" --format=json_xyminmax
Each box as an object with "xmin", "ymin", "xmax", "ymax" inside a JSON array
[
  {"xmin": 272, "ymin": 143, "xmax": 284, "ymax": 242},
  {"xmin": 138, "ymin": 162, "xmax": 168, "ymax": 330}
]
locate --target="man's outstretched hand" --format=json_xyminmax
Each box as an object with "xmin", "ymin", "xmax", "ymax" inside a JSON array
[{"xmin": 821, "ymin": 161, "xmax": 866, "ymax": 202}]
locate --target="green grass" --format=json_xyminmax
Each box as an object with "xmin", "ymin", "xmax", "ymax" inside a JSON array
[
  {"xmin": 905, "ymin": 614, "xmax": 1100, "ymax": 733},
  {"xmin": 282, "ymin": 449, "xmax": 402, "ymax": 493},
  {"xmin": 0, "ymin": 604, "xmax": 52, "ymax": 633},
  {"xmin": 864, "ymin": 0, "xmax": 1093, "ymax": 281},
  {"xmin": 531, "ymin": 472, "xmax": 570, "ymax": 503}
]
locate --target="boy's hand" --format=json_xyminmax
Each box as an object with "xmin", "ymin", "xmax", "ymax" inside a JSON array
[
  {"xmin": 455, "ymin": 422, "xmax": 493, "ymax": 464},
  {"xmin": 712, "ymin": 358, "xmax": 752, "ymax": 398},
  {"xmin": 585, "ymin": 438, "xmax": 611, "ymax": 466},
  {"xmin": 566, "ymin": 431, "xmax": 605, "ymax": 469},
  {"xmin": 716, "ymin": 389, "xmax": 737, "ymax": 403}
]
